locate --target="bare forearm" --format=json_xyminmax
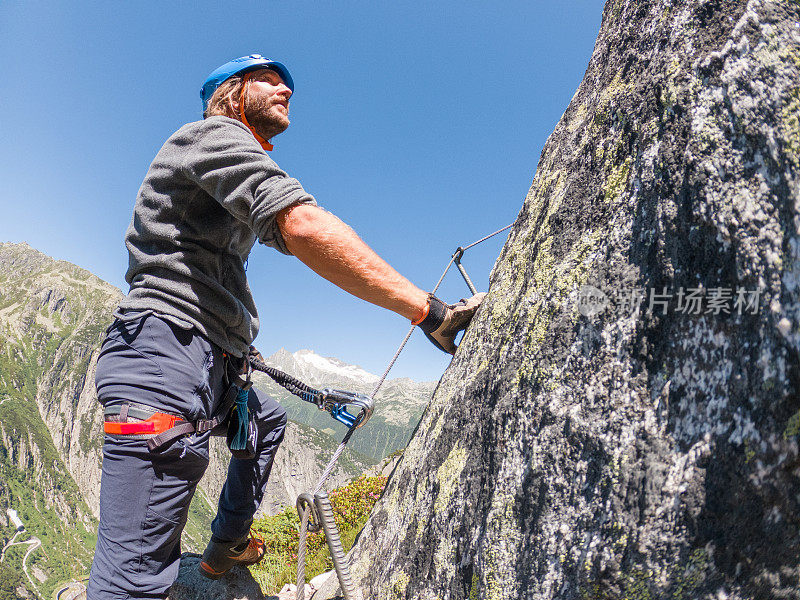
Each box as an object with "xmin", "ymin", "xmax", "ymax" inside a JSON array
[{"xmin": 277, "ymin": 204, "xmax": 428, "ymax": 321}]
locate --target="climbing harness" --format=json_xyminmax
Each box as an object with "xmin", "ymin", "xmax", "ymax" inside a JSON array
[
  {"xmin": 281, "ymin": 221, "xmax": 515, "ymax": 600},
  {"xmin": 100, "ymin": 355, "xmax": 374, "ymax": 454},
  {"xmin": 103, "ymin": 386, "xmax": 238, "ymax": 452}
]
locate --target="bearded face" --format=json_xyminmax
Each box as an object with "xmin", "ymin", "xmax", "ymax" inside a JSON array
[{"xmin": 241, "ymin": 69, "xmax": 291, "ymax": 141}]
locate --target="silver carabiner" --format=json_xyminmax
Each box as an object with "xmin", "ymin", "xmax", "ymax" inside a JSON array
[
  {"xmin": 296, "ymin": 492, "xmax": 321, "ymax": 532},
  {"xmin": 318, "ymin": 388, "xmax": 375, "ymax": 429}
]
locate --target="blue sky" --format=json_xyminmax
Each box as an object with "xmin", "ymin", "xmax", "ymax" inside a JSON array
[{"xmin": 0, "ymin": 1, "xmax": 603, "ymax": 383}]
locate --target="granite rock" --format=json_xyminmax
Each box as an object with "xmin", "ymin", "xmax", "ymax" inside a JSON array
[{"xmin": 316, "ymin": 0, "xmax": 800, "ymax": 598}]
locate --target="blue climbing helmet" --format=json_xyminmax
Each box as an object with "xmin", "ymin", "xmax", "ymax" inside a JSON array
[{"xmin": 200, "ymin": 54, "xmax": 294, "ymax": 112}]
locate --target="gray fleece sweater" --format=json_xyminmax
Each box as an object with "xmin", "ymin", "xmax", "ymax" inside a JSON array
[{"xmin": 118, "ymin": 116, "xmax": 316, "ymax": 357}]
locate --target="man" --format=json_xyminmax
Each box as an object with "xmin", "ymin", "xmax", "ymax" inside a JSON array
[{"xmin": 87, "ymin": 54, "xmax": 484, "ymax": 599}]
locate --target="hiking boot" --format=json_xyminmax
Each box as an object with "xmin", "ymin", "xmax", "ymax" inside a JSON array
[{"xmin": 198, "ymin": 532, "xmax": 266, "ymax": 580}]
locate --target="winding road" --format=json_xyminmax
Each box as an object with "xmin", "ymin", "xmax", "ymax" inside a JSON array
[
  {"xmin": 56, "ymin": 580, "xmax": 88, "ymax": 600},
  {"xmin": 21, "ymin": 536, "xmax": 42, "ymax": 588},
  {"xmin": 0, "ymin": 530, "xmax": 21, "ymax": 562},
  {"xmin": 1, "ymin": 533, "xmax": 42, "ymax": 593}
]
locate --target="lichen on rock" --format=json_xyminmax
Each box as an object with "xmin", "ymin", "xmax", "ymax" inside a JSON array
[{"xmin": 316, "ymin": 1, "xmax": 800, "ymax": 598}]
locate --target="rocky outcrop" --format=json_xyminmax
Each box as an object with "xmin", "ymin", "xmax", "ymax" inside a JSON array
[
  {"xmin": 320, "ymin": 1, "xmax": 800, "ymax": 599},
  {"xmin": 0, "ymin": 242, "xmax": 122, "ymax": 516},
  {"xmin": 167, "ymin": 554, "xmax": 269, "ymax": 600},
  {"xmin": 0, "ymin": 243, "xmax": 112, "ymax": 592}
]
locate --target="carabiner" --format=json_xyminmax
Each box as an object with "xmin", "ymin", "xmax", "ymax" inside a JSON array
[
  {"xmin": 296, "ymin": 492, "xmax": 321, "ymax": 533},
  {"xmin": 317, "ymin": 388, "xmax": 375, "ymax": 429}
]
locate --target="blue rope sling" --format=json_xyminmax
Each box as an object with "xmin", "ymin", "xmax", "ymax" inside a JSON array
[{"xmin": 229, "ymin": 386, "xmax": 250, "ymax": 452}]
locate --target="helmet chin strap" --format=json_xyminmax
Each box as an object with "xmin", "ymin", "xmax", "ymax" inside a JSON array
[{"xmin": 239, "ymin": 73, "xmax": 274, "ymax": 152}]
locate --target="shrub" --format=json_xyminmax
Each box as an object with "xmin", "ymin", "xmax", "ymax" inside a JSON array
[{"xmin": 250, "ymin": 475, "xmax": 386, "ymax": 594}]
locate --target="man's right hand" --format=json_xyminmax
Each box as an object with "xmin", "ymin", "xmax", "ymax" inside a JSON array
[{"xmin": 416, "ymin": 293, "xmax": 487, "ymax": 354}]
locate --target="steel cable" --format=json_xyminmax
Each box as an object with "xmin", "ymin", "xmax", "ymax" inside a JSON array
[{"xmin": 296, "ymin": 507, "xmax": 310, "ymax": 600}]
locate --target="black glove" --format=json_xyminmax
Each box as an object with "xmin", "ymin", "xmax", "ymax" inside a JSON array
[{"xmin": 417, "ymin": 292, "xmax": 487, "ymax": 354}]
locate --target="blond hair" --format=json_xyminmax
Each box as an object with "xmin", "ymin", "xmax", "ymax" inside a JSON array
[{"xmin": 204, "ymin": 75, "xmax": 244, "ymax": 119}]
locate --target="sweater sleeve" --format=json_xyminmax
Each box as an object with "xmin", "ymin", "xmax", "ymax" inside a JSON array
[{"xmin": 181, "ymin": 117, "xmax": 316, "ymax": 254}]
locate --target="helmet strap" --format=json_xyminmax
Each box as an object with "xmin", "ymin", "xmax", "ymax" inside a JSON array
[{"xmin": 239, "ymin": 73, "xmax": 274, "ymax": 152}]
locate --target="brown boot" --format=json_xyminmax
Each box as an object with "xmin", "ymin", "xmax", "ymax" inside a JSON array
[{"xmin": 198, "ymin": 532, "xmax": 266, "ymax": 580}]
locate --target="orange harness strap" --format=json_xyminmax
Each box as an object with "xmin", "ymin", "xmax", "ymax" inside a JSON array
[{"xmin": 104, "ymin": 412, "xmax": 181, "ymax": 436}]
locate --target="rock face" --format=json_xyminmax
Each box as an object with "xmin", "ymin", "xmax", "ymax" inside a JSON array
[
  {"xmin": 326, "ymin": 1, "xmax": 800, "ymax": 599},
  {"xmin": 0, "ymin": 242, "xmax": 119, "ymax": 594}
]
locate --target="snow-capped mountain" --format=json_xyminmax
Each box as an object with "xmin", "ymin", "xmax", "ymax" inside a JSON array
[
  {"xmin": 252, "ymin": 348, "xmax": 436, "ymax": 461},
  {"xmin": 265, "ymin": 348, "xmax": 379, "ymax": 389},
  {"xmin": 293, "ymin": 349, "xmax": 380, "ymax": 385}
]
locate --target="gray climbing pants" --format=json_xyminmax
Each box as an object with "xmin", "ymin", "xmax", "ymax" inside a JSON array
[{"xmin": 87, "ymin": 311, "xmax": 286, "ymax": 600}]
